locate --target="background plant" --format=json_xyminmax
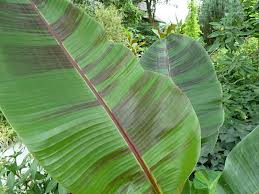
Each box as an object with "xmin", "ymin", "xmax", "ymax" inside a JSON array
[
  {"xmin": 199, "ymin": 0, "xmax": 243, "ymax": 45},
  {"xmin": 0, "ymin": 112, "xmax": 16, "ymax": 151},
  {"xmin": 199, "ymin": 37, "xmax": 259, "ymax": 170},
  {"xmin": 106, "ymin": 0, "xmax": 143, "ymax": 28},
  {"xmin": 72, "ymin": 0, "xmax": 158, "ymax": 51},
  {"xmin": 197, "ymin": 0, "xmax": 259, "ymax": 171},
  {"xmin": 0, "ymin": 146, "xmax": 67, "ymax": 194},
  {"xmin": 126, "ymin": 30, "xmax": 146, "ymax": 57},
  {"xmin": 182, "ymin": 0, "xmax": 201, "ymax": 40},
  {"xmin": 184, "ymin": 125, "xmax": 259, "ymax": 194},
  {"xmin": 207, "ymin": 1, "xmax": 257, "ymax": 53},
  {"xmin": 95, "ymin": 4, "xmax": 127, "ymax": 43}
]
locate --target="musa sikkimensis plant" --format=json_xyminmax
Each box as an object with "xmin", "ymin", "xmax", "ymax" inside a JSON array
[
  {"xmin": 140, "ymin": 34, "xmax": 224, "ymax": 155},
  {"xmin": 0, "ymin": 0, "xmax": 201, "ymax": 193}
]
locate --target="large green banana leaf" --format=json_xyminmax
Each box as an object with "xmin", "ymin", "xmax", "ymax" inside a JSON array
[
  {"xmin": 217, "ymin": 125, "xmax": 259, "ymax": 194},
  {"xmin": 140, "ymin": 34, "xmax": 224, "ymax": 154},
  {"xmin": 0, "ymin": 0, "xmax": 201, "ymax": 193}
]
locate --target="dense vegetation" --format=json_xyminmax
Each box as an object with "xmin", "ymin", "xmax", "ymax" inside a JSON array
[{"xmin": 0, "ymin": 0, "xmax": 258, "ymax": 193}]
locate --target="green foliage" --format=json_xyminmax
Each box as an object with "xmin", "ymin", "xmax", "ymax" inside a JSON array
[
  {"xmin": 152, "ymin": 22, "xmax": 184, "ymax": 39},
  {"xmin": 72, "ymin": 0, "xmax": 157, "ymax": 48},
  {"xmin": 0, "ymin": 147, "xmax": 67, "ymax": 194},
  {"xmin": 203, "ymin": 0, "xmax": 258, "ymax": 53},
  {"xmin": 108, "ymin": 0, "xmax": 143, "ymax": 27},
  {"xmin": 207, "ymin": 0, "xmax": 258, "ymax": 53},
  {"xmin": 133, "ymin": 21, "xmax": 158, "ymax": 47},
  {"xmin": 200, "ymin": 37, "xmax": 259, "ymax": 170},
  {"xmin": 94, "ymin": 4, "xmax": 127, "ymax": 43},
  {"xmin": 241, "ymin": 0, "xmax": 259, "ymax": 17},
  {"xmin": 182, "ymin": 169, "xmax": 221, "ymax": 194},
  {"xmin": 72, "ymin": 0, "xmax": 143, "ymax": 28},
  {"xmin": 152, "ymin": 24, "xmax": 176, "ymax": 39},
  {"xmin": 0, "ymin": 112, "xmax": 16, "ymax": 151},
  {"xmin": 73, "ymin": 1, "xmax": 129, "ymax": 44},
  {"xmin": 199, "ymin": 0, "xmax": 259, "ymax": 171},
  {"xmin": 192, "ymin": 169, "xmax": 221, "ymax": 193},
  {"xmin": 72, "ymin": 0, "xmax": 96, "ymax": 16},
  {"xmin": 199, "ymin": 0, "xmax": 244, "ymax": 44},
  {"xmin": 125, "ymin": 30, "xmax": 145, "ymax": 57},
  {"xmin": 184, "ymin": 125, "xmax": 259, "ymax": 194},
  {"xmin": 183, "ymin": 0, "xmax": 201, "ymax": 39},
  {"xmin": 199, "ymin": 0, "xmax": 226, "ymax": 43}
]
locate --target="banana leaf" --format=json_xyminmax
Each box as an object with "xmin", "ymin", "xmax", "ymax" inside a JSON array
[
  {"xmin": 140, "ymin": 34, "xmax": 224, "ymax": 154},
  {"xmin": 0, "ymin": 0, "xmax": 201, "ymax": 193},
  {"xmin": 217, "ymin": 126, "xmax": 259, "ymax": 194}
]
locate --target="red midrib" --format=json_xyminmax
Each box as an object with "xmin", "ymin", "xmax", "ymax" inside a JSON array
[{"xmin": 30, "ymin": 1, "xmax": 162, "ymax": 193}]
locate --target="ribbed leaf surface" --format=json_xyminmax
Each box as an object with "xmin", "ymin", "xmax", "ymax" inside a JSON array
[
  {"xmin": 217, "ymin": 126, "xmax": 259, "ymax": 194},
  {"xmin": 0, "ymin": 1, "xmax": 200, "ymax": 193},
  {"xmin": 140, "ymin": 34, "xmax": 224, "ymax": 154}
]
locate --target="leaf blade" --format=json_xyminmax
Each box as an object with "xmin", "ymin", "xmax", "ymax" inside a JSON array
[
  {"xmin": 0, "ymin": 1, "xmax": 201, "ymax": 193},
  {"xmin": 140, "ymin": 34, "xmax": 224, "ymax": 154}
]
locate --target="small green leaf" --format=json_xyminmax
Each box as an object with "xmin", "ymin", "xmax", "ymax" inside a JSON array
[
  {"xmin": 32, "ymin": 184, "xmax": 42, "ymax": 193},
  {"xmin": 152, "ymin": 29, "xmax": 161, "ymax": 38},
  {"xmin": 45, "ymin": 180, "xmax": 58, "ymax": 193},
  {"xmin": 35, "ymin": 172, "xmax": 46, "ymax": 180},
  {"xmin": 193, "ymin": 169, "xmax": 221, "ymax": 191},
  {"xmin": 30, "ymin": 159, "xmax": 38, "ymax": 179},
  {"xmin": 7, "ymin": 172, "xmax": 15, "ymax": 190},
  {"xmin": 5, "ymin": 163, "xmax": 17, "ymax": 175},
  {"xmin": 208, "ymin": 41, "xmax": 220, "ymax": 52}
]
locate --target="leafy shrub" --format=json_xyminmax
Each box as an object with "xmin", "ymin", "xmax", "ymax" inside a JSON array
[
  {"xmin": 72, "ymin": 0, "xmax": 96, "ymax": 16},
  {"xmin": 152, "ymin": 22, "xmax": 185, "ymax": 39},
  {"xmin": 183, "ymin": 0, "xmax": 201, "ymax": 39},
  {"xmin": 199, "ymin": 0, "xmax": 244, "ymax": 45},
  {"xmin": 132, "ymin": 21, "xmax": 158, "ymax": 47},
  {"xmin": 107, "ymin": 0, "xmax": 143, "ymax": 27},
  {"xmin": 119, "ymin": 1, "xmax": 143, "ymax": 27},
  {"xmin": 200, "ymin": 37, "xmax": 259, "ymax": 170},
  {"xmin": 125, "ymin": 30, "xmax": 145, "ymax": 57},
  {"xmin": 241, "ymin": 0, "xmax": 259, "ymax": 16},
  {"xmin": 199, "ymin": 0, "xmax": 227, "ymax": 44},
  {"xmin": 73, "ymin": 1, "xmax": 127, "ymax": 44},
  {"xmin": 0, "ymin": 146, "xmax": 67, "ymax": 194},
  {"xmin": 94, "ymin": 4, "xmax": 128, "ymax": 44},
  {"xmin": 207, "ymin": 0, "xmax": 258, "ymax": 53},
  {"xmin": 73, "ymin": 0, "xmax": 143, "ymax": 32},
  {"xmin": 0, "ymin": 112, "xmax": 16, "ymax": 151}
]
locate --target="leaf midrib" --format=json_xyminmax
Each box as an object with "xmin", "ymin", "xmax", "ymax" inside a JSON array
[{"xmin": 29, "ymin": 1, "xmax": 162, "ymax": 193}]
